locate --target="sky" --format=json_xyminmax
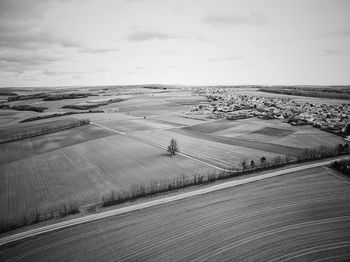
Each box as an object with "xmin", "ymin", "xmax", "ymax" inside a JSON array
[{"xmin": 0, "ymin": 0, "xmax": 349, "ymax": 87}]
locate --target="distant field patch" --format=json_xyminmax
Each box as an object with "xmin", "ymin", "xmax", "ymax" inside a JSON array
[
  {"xmin": 99, "ymin": 119, "xmax": 175, "ymax": 132},
  {"xmin": 165, "ymin": 95, "xmax": 208, "ymax": 105},
  {"xmin": 151, "ymin": 115, "xmax": 206, "ymax": 126},
  {"xmin": 0, "ymin": 124, "xmax": 114, "ymax": 165},
  {"xmin": 251, "ymin": 127, "xmax": 295, "ymax": 137},
  {"xmin": 185, "ymin": 119, "xmax": 241, "ymax": 134},
  {"xmin": 272, "ymin": 132, "xmax": 347, "ymax": 149},
  {"xmin": 0, "ymin": 118, "xmax": 90, "ymax": 143}
]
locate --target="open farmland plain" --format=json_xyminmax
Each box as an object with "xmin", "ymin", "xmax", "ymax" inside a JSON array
[
  {"xmin": 1, "ymin": 85, "xmax": 348, "ymax": 228},
  {"xmin": 184, "ymin": 118, "xmax": 346, "ymax": 149},
  {"xmin": 0, "ymin": 131, "xmax": 216, "ymax": 224},
  {"xmin": 1, "ymin": 167, "xmax": 350, "ymax": 261},
  {"xmin": 130, "ymin": 128, "xmax": 283, "ymax": 169}
]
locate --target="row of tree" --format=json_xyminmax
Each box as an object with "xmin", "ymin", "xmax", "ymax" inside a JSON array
[
  {"xmin": 239, "ymin": 144, "xmax": 350, "ymax": 172},
  {"xmin": 331, "ymin": 159, "xmax": 350, "ymax": 176}
]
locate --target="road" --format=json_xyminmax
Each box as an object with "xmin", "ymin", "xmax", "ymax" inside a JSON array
[
  {"xmin": 1, "ymin": 166, "xmax": 350, "ymax": 261},
  {"xmin": 0, "ymin": 157, "xmax": 348, "ymax": 249}
]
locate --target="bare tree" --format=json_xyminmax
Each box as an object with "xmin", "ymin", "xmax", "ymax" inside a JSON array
[
  {"xmin": 260, "ymin": 156, "xmax": 266, "ymax": 167},
  {"xmin": 167, "ymin": 138, "xmax": 179, "ymax": 156},
  {"xmin": 241, "ymin": 159, "xmax": 247, "ymax": 171},
  {"xmin": 250, "ymin": 160, "xmax": 255, "ymax": 169}
]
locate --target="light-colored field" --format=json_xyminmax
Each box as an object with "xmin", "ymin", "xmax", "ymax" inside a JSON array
[
  {"xmin": 131, "ymin": 129, "xmax": 282, "ymax": 169},
  {"xmin": 2, "ymin": 167, "xmax": 349, "ymax": 261},
  {"xmin": 185, "ymin": 118, "xmax": 346, "ymax": 149},
  {"xmin": 150, "ymin": 114, "xmax": 207, "ymax": 126},
  {"xmin": 271, "ymin": 132, "xmax": 347, "ymax": 149},
  {"xmin": 99, "ymin": 118, "xmax": 175, "ymax": 132},
  {"xmin": 186, "ymin": 118, "xmax": 294, "ymax": 137},
  {"xmin": 0, "ymin": 134, "xmax": 215, "ymax": 223}
]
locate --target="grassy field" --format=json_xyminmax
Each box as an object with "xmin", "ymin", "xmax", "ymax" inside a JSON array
[
  {"xmin": 2, "ymin": 167, "xmax": 349, "ymax": 261},
  {"xmin": 0, "ymin": 124, "xmax": 114, "ymax": 165},
  {"xmin": 186, "ymin": 118, "xmax": 295, "ymax": 137},
  {"xmin": 0, "ymin": 133, "xmax": 215, "ymax": 223},
  {"xmin": 150, "ymin": 114, "xmax": 206, "ymax": 126},
  {"xmin": 99, "ymin": 118, "xmax": 176, "ymax": 132},
  {"xmin": 131, "ymin": 129, "xmax": 282, "ymax": 168},
  {"xmin": 185, "ymin": 118, "xmax": 346, "ymax": 149}
]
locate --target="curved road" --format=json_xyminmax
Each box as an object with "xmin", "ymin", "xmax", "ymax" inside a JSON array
[
  {"xmin": 1, "ymin": 165, "xmax": 350, "ymax": 261},
  {"xmin": 0, "ymin": 157, "xmax": 348, "ymax": 248}
]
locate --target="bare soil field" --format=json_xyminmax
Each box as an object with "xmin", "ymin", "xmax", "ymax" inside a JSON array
[
  {"xmin": 0, "ymin": 134, "xmax": 215, "ymax": 223},
  {"xmin": 2, "ymin": 167, "xmax": 349, "ymax": 261}
]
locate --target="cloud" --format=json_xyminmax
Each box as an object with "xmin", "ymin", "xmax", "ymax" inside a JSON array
[
  {"xmin": 209, "ymin": 56, "xmax": 244, "ymax": 62},
  {"xmin": 127, "ymin": 30, "xmax": 177, "ymax": 42},
  {"xmin": 201, "ymin": 13, "xmax": 268, "ymax": 27},
  {"xmin": 0, "ymin": 52, "xmax": 65, "ymax": 74},
  {"xmin": 77, "ymin": 47, "xmax": 119, "ymax": 53},
  {"xmin": 316, "ymin": 29, "xmax": 350, "ymax": 38},
  {"xmin": 323, "ymin": 49, "xmax": 342, "ymax": 56},
  {"xmin": 0, "ymin": 52, "xmax": 63, "ymax": 65},
  {"xmin": 42, "ymin": 69, "xmax": 91, "ymax": 76}
]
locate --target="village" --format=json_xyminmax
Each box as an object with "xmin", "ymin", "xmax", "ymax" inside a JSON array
[{"xmin": 189, "ymin": 87, "xmax": 350, "ymax": 140}]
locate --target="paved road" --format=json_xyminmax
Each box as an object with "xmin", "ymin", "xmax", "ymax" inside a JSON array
[
  {"xmin": 0, "ymin": 157, "xmax": 348, "ymax": 248},
  {"xmin": 1, "ymin": 166, "xmax": 350, "ymax": 261}
]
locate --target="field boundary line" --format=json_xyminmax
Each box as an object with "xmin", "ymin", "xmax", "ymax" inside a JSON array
[
  {"xmin": 92, "ymin": 122, "xmax": 231, "ymax": 172},
  {"xmin": 0, "ymin": 157, "xmax": 348, "ymax": 248}
]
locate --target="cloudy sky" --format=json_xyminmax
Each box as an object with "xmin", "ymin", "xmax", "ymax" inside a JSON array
[{"xmin": 0, "ymin": 0, "xmax": 349, "ymax": 87}]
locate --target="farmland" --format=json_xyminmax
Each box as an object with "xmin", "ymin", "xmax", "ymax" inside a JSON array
[
  {"xmin": 0, "ymin": 131, "xmax": 215, "ymax": 224},
  {"xmin": 1, "ymin": 167, "xmax": 350, "ymax": 261},
  {"xmin": 184, "ymin": 118, "xmax": 346, "ymax": 149},
  {"xmin": 0, "ymin": 84, "xmax": 349, "ymax": 234},
  {"xmin": 131, "ymin": 128, "xmax": 284, "ymax": 168}
]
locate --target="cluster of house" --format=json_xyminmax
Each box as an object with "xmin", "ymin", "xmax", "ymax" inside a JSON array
[{"xmin": 190, "ymin": 88, "xmax": 350, "ymax": 139}]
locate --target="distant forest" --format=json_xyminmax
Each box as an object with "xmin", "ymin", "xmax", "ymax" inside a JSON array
[{"xmin": 259, "ymin": 86, "xmax": 350, "ymax": 100}]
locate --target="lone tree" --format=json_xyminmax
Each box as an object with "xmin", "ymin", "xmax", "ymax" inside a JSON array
[
  {"xmin": 260, "ymin": 156, "xmax": 266, "ymax": 167},
  {"xmin": 167, "ymin": 138, "xmax": 179, "ymax": 156}
]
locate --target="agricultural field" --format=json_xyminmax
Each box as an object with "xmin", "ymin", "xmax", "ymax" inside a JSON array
[
  {"xmin": 99, "ymin": 118, "xmax": 176, "ymax": 132},
  {"xmin": 185, "ymin": 117, "xmax": 346, "ymax": 149},
  {"xmin": 149, "ymin": 114, "xmax": 206, "ymax": 126},
  {"xmin": 0, "ymin": 132, "xmax": 215, "ymax": 224},
  {"xmin": 2, "ymin": 167, "xmax": 349, "ymax": 261},
  {"xmin": 0, "ymin": 124, "xmax": 114, "ymax": 165},
  {"xmin": 131, "ymin": 128, "xmax": 282, "ymax": 169},
  {"xmin": 0, "ymin": 84, "xmax": 348, "ymax": 235}
]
